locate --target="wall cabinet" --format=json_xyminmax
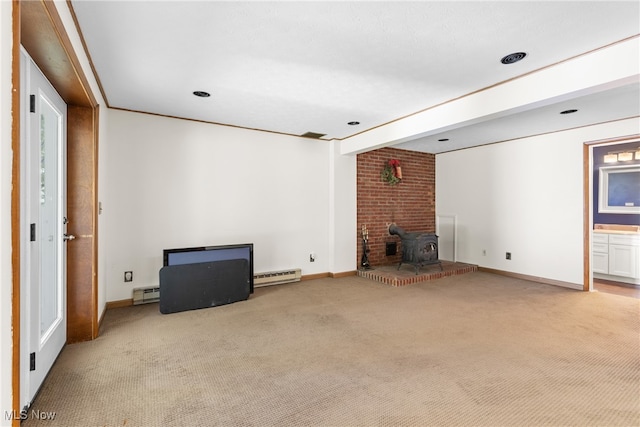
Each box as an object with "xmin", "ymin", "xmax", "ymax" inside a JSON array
[{"xmin": 593, "ymin": 232, "xmax": 640, "ymax": 284}]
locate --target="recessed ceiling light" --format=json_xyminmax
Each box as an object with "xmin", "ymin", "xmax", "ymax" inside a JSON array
[
  {"xmin": 193, "ymin": 91, "xmax": 210, "ymax": 97},
  {"xmin": 348, "ymin": 121, "xmax": 360, "ymax": 126},
  {"xmin": 438, "ymin": 138, "xmax": 449, "ymax": 142},
  {"xmin": 500, "ymin": 52, "xmax": 527, "ymax": 64},
  {"xmin": 560, "ymin": 109, "xmax": 578, "ymax": 114}
]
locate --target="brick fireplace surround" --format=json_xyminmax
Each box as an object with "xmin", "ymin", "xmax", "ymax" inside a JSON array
[
  {"xmin": 356, "ymin": 147, "xmax": 436, "ymax": 268},
  {"xmin": 356, "ymin": 147, "xmax": 478, "ymax": 286}
]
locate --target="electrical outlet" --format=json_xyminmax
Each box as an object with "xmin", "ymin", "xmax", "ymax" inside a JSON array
[
  {"xmin": 310, "ymin": 253, "xmax": 316, "ymax": 262},
  {"xmin": 124, "ymin": 271, "xmax": 133, "ymax": 282},
  {"xmin": 505, "ymin": 252, "xmax": 511, "ymax": 260}
]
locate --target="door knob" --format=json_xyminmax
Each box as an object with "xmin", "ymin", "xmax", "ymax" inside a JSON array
[{"xmin": 63, "ymin": 234, "xmax": 76, "ymax": 241}]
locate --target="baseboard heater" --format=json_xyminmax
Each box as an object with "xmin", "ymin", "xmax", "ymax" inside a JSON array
[
  {"xmin": 133, "ymin": 287, "xmax": 160, "ymax": 305},
  {"xmin": 132, "ymin": 268, "xmax": 301, "ymax": 304},
  {"xmin": 254, "ymin": 268, "xmax": 301, "ymax": 287}
]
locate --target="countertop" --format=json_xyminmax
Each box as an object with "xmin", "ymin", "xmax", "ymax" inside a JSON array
[
  {"xmin": 593, "ymin": 229, "xmax": 640, "ymax": 235},
  {"xmin": 593, "ymin": 224, "xmax": 640, "ymax": 235}
]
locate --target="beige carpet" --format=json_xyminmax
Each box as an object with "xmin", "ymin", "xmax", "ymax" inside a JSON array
[{"xmin": 24, "ymin": 272, "xmax": 640, "ymax": 427}]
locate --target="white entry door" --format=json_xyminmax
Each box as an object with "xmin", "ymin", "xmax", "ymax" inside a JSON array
[{"xmin": 20, "ymin": 49, "xmax": 69, "ymax": 408}]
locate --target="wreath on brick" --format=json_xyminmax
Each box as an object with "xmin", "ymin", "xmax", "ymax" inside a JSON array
[{"xmin": 381, "ymin": 159, "xmax": 402, "ymax": 185}]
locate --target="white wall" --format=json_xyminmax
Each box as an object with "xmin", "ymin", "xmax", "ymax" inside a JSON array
[
  {"xmin": 436, "ymin": 118, "xmax": 640, "ymax": 288},
  {"xmin": 104, "ymin": 110, "xmax": 357, "ymax": 302},
  {"xmin": 329, "ymin": 141, "xmax": 357, "ymax": 273},
  {"xmin": 0, "ymin": 1, "xmax": 13, "ymax": 423}
]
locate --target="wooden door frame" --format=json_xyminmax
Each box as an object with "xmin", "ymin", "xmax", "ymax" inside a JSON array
[
  {"xmin": 583, "ymin": 134, "xmax": 640, "ymax": 293},
  {"xmin": 12, "ymin": 0, "xmax": 99, "ymax": 421}
]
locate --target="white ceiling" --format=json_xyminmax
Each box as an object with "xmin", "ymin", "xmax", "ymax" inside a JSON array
[{"xmin": 70, "ymin": 1, "xmax": 640, "ymax": 153}]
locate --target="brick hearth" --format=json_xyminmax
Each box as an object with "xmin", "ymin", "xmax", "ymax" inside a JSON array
[{"xmin": 358, "ymin": 261, "xmax": 477, "ymax": 287}]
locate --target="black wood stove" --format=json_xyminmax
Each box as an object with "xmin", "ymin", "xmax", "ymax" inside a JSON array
[{"xmin": 388, "ymin": 224, "xmax": 442, "ymax": 275}]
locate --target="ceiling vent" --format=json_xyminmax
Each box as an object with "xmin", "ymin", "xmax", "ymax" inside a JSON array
[
  {"xmin": 301, "ymin": 132, "xmax": 326, "ymax": 139},
  {"xmin": 500, "ymin": 52, "xmax": 527, "ymax": 64}
]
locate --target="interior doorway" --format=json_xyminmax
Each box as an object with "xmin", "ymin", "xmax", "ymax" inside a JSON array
[{"xmin": 585, "ymin": 136, "xmax": 640, "ymax": 296}]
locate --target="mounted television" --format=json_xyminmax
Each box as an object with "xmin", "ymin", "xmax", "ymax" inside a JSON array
[{"xmin": 163, "ymin": 243, "xmax": 254, "ymax": 293}]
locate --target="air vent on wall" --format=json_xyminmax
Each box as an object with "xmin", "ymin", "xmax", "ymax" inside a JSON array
[{"xmin": 301, "ymin": 132, "xmax": 326, "ymax": 139}]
